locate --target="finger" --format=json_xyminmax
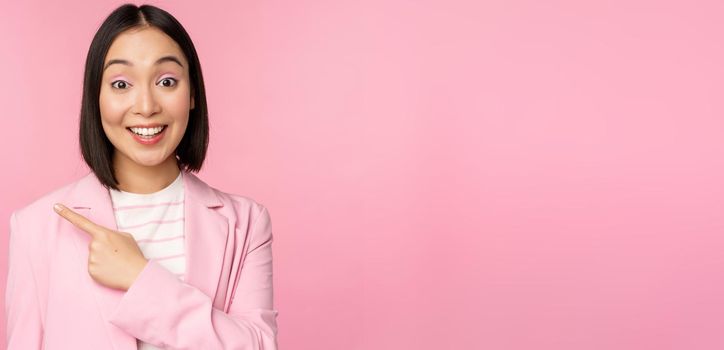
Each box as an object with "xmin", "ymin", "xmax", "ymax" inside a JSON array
[{"xmin": 53, "ymin": 203, "xmax": 105, "ymax": 239}]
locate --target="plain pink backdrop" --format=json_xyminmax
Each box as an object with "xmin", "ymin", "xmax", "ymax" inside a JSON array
[{"xmin": 2, "ymin": 0, "xmax": 723, "ymax": 349}]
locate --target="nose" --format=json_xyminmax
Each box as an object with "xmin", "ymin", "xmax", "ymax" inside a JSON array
[{"xmin": 131, "ymin": 84, "xmax": 161, "ymax": 117}]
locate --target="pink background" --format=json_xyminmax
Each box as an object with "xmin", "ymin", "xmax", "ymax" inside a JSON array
[{"xmin": 2, "ymin": 0, "xmax": 723, "ymax": 349}]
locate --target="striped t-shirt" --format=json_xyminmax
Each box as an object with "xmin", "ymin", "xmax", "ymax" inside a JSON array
[{"xmin": 109, "ymin": 171, "xmax": 186, "ymax": 350}]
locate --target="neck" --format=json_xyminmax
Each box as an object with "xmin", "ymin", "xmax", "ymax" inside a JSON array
[{"xmin": 112, "ymin": 152, "xmax": 181, "ymax": 194}]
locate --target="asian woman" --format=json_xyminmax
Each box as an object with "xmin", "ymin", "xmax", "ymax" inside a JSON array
[{"xmin": 5, "ymin": 4, "xmax": 278, "ymax": 349}]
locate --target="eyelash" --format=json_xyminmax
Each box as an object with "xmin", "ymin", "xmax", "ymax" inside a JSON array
[{"xmin": 110, "ymin": 77, "xmax": 178, "ymax": 90}]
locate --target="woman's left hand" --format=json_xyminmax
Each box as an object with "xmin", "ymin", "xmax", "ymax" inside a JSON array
[{"xmin": 53, "ymin": 203, "xmax": 148, "ymax": 291}]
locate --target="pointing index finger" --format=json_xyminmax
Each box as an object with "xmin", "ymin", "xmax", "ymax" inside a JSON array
[{"xmin": 53, "ymin": 203, "xmax": 105, "ymax": 239}]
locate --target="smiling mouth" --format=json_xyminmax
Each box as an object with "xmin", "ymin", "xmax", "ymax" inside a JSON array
[{"xmin": 126, "ymin": 125, "xmax": 168, "ymax": 138}]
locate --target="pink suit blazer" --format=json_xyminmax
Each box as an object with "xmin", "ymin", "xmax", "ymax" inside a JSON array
[{"xmin": 5, "ymin": 170, "xmax": 279, "ymax": 349}]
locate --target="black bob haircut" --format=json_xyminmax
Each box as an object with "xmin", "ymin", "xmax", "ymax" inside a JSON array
[{"xmin": 79, "ymin": 3, "xmax": 208, "ymax": 190}]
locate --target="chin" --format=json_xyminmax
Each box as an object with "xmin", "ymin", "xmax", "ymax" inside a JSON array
[{"xmin": 128, "ymin": 153, "xmax": 171, "ymax": 167}]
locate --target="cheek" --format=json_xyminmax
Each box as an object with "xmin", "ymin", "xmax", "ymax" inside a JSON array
[
  {"xmin": 99, "ymin": 90, "xmax": 126, "ymax": 125},
  {"xmin": 160, "ymin": 90, "xmax": 192, "ymax": 123}
]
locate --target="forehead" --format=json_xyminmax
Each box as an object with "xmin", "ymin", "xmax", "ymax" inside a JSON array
[{"xmin": 104, "ymin": 27, "xmax": 187, "ymax": 67}]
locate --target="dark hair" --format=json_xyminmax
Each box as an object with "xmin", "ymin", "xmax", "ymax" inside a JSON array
[{"xmin": 79, "ymin": 3, "xmax": 208, "ymax": 190}]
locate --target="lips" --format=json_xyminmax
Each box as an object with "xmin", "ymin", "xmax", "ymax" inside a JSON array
[{"xmin": 127, "ymin": 125, "xmax": 167, "ymax": 145}]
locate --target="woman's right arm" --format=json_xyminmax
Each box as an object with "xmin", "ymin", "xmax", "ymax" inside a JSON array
[{"xmin": 5, "ymin": 210, "xmax": 44, "ymax": 349}]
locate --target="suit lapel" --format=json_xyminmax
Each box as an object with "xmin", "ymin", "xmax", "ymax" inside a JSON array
[
  {"xmin": 66, "ymin": 170, "xmax": 230, "ymax": 347},
  {"xmin": 182, "ymin": 170, "xmax": 231, "ymax": 304}
]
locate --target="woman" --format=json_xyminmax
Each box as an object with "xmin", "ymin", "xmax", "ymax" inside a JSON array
[{"xmin": 5, "ymin": 4, "xmax": 278, "ymax": 349}]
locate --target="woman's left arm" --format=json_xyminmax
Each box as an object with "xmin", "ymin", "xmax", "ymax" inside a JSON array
[{"xmin": 107, "ymin": 206, "xmax": 278, "ymax": 350}]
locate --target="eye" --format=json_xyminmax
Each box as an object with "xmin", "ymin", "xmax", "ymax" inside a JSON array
[
  {"xmin": 110, "ymin": 80, "xmax": 130, "ymax": 89},
  {"xmin": 158, "ymin": 77, "xmax": 178, "ymax": 87}
]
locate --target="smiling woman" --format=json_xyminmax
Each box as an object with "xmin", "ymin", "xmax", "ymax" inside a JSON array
[
  {"xmin": 80, "ymin": 4, "xmax": 207, "ymax": 194},
  {"xmin": 6, "ymin": 4, "xmax": 279, "ymax": 350}
]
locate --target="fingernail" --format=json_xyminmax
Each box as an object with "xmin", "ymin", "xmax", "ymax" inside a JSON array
[{"xmin": 53, "ymin": 203, "xmax": 63, "ymax": 213}]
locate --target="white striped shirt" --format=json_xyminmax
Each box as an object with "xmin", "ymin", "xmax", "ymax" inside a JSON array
[{"xmin": 109, "ymin": 171, "xmax": 185, "ymax": 350}]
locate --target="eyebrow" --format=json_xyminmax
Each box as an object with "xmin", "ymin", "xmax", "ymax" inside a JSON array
[{"xmin": 103, "ymin": 55, "xmax": 184, "ymax": 71}]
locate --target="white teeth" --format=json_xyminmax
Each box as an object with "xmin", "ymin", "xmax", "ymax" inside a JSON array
[{"xmin": 130, "ymin": 126, "xmax": 164, "ymax": 136}]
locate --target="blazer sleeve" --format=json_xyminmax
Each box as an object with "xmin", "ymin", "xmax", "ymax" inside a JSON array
[
  {"xmin": 5, "ymin": 210, "xmax": 45, "ymax": 349},
  {"xmin": 107, "ymin": 205, "xmax": 278, "ymax": 350}
]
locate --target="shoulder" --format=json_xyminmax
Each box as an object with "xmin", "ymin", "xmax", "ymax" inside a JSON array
[
  {"xmin": 183, "ymin": 170, "xmax": 269, "ymax": 220},
  {"xmin": 211, "ymin": 189, "xmax": 274, "ymax": 250},
  {"xmin": 210, "ymin": 186, "xmax": 270, "ymax": 223},
  {"xmin": 8, "ymin": 174, "xmax": 88, "ymax": 251},
  {"xmin": 187, "ymin": 171, "xmax": 272, "ymax": 234}
]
